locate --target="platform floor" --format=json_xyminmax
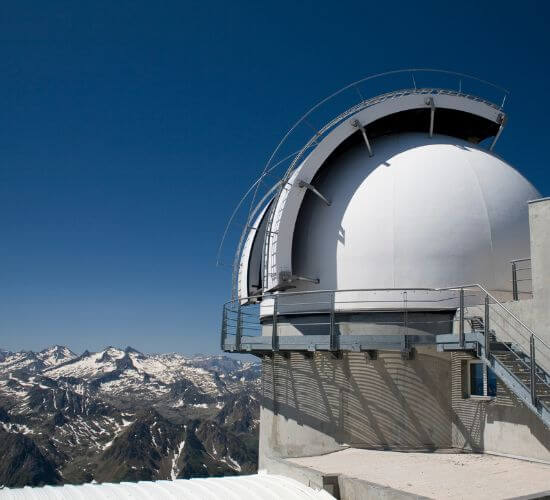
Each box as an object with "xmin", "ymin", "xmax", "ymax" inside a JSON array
[{"xmin": 287, "ymin": 448, "xmax": 550, "ymax": 499}]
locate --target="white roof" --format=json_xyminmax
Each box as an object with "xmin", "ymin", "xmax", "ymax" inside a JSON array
[{"xmin": 0, "ymin": 474, "xmax": 333, "ymax": 500}]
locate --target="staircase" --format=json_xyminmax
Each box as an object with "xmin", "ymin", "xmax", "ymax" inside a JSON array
[
  {"xmin": 484, "ymin": 341, "xmax": 550, "ymax": 427},
  {"xmin": 437, "ymin": 284, "xmax": 550, "ymax": 429}
]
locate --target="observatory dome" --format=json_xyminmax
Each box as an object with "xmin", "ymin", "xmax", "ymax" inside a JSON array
[{"xmin": 291, "ymin": 132, "xmax": 539, "ymax": 294}]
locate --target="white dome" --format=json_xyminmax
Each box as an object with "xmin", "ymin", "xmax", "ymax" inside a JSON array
[{"xmin": 292, "ymin": 132, "xmax": 540, "ymax": 293}]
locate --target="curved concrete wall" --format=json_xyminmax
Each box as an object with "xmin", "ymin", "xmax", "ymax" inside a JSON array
[
  {"xmin": 260, "ymin": 348, "xmax": 550, "ymax": 465},
  {"xmin": 259, "ymin": 348, "xmax": 453, "ymax": 465}
]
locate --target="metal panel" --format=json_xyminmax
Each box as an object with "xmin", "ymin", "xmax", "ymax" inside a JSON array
[{"xmin": 0, "ymin": 474, "xmax": 333, "ymax": 500}]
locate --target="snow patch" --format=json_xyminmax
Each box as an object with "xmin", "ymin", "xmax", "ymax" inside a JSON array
[{"xmin": 170, "ymin": 437, "xmax": 186, "ymax": 480}]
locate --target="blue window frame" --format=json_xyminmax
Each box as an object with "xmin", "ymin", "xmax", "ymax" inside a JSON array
[
  {"xmin": 470, "ymin": 362, "xmax": 484, "ymax": 396},
  {"xmin": 469, "ymin": 361, "xmax": 497, "ymax": 398}
]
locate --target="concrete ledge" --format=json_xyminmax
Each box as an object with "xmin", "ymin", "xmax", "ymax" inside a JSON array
[
  {"xmin": 338, "ymin": 475, "xmax": 431, "ymax": 500},
  {"xmin": 260, "ymin": 455, "xmax": 326, "ymax": 491},
  {"xmin": 283, "ymin": 448, "xmax": 550, "ymax": 500}
]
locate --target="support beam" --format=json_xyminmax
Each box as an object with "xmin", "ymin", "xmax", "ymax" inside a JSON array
[
  {"xmin": 236, "ymin": 305, "xmax": 243, "ymax": 352},
  {"xmin": 512, "ymin": 261, "xmax": 519, "ymax": 301},
  {"xmin": 351, "ymin": 119, "xmax": 373, "ymax": 156},
  {"xmin": 484, "ymin": 294, "xmax": 491, "ymax": 356},
  {"xmin": 530, "ymin": 335, "xmax": 537, "ymax": 405},
  {"xmin": 272, "ymin": 295, "xmax": 279, "ymax": 352},
  {"xmin": 292, "ymin": 274, "xmax": 320, "ymax": 284},
  {"xmin": 329, "ymin": 291, "xmax": 337, "ymax": 352},
  {"xmin": 459, "ymin": 289, "xmax": 465, "ymax": 348},
  {"xmin": 490, "ymin": 114, "xmax": 507, "ymax": 151},
  {"xmin": 298, "ymin": 180, "xmax": 331, "ymax": 206},
  {"xmin": 425, "ymin": 97, "xmax": 435, "ymax": 137},
  {"xmin": 400, "ymin": 348, "xmax": 415, "ymax": 360}
]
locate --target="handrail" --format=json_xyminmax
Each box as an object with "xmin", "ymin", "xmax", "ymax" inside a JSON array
[
  {"xmin": 224, "ymin": 283, "xmax": 549, "ymax": 351},
  {"xmin": 221, "ymin": 282, "xmax": 549, "ymax": 414},
  {"xmin": 225, "ymin": 287, "xmax": 443, "ymax": 305},
  {"xmin": 437, "ymin": 283, "xmax": 549, "ymax": 350},
  {"xmin": 509, "ymin": 257, "xmax": 532, "ymax": 301}
]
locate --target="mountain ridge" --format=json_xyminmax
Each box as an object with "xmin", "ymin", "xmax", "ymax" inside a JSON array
[{"xmin": 0, "ymin": 345, "xmax": 260, "ymax": 487}]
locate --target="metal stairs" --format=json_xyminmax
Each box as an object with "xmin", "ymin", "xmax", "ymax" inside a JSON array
[
  {"xmin": 436, "ymin": 284, "xmax": 550, "ymax": 429},
  {"xmin": 483, "ymin": 340, "xmax": 550, "ymax": 427}
]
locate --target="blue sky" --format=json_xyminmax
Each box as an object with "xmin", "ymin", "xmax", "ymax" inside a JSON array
[{"xmin": 1, "ymin": 1, "xmax": 549, "ymax": 355}]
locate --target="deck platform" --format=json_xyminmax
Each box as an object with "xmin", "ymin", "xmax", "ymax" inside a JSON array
[{"xmin": 284, "ymin": 448, "xmax": 550, "ymax": 499}]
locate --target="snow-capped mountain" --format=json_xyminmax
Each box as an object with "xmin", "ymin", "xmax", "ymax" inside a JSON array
[
  {"xmin": 0, "ymin": 345, "xmax": 76, "ymax": 376},
  {"xmin": 0, "ymin": 345, "xmax": 260, "ymax": 487}
]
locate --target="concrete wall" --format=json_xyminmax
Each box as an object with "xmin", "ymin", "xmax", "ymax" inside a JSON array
[
  {"xmin": 259, "ymin": 346, "xmax": 550, "ymax": 467},
  {"xmin": 529, "ymin": 198, "xmax": 550, "ymax": 346},
  {"xmin": 259, "ymin": 348, "xmax": 453, "ymax": 467},
  {"xmin": 451, "ymin": 351, "xmax": 550, "ymax": 462}
]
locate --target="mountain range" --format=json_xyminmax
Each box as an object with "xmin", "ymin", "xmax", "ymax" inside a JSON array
[{"xmin": 0, "ymin": 345, "xmax": 260, "ymax": 487}]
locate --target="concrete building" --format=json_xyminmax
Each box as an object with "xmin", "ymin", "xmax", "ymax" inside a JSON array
[{"xmin": 221, "ymin": 71, "xmax": 550, "ymax": 498}]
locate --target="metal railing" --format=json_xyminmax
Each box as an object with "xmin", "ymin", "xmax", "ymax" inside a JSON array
[
  {"xmin": 511, "ymin": 257, "xmax": 532, "ymax": 300},
  {"xmin": 221, "ymin": 283, "xmax": 550, "ymax": 411},
  {"xmin": 216, "ymin": 70, "xmax": 509, "ymax": 300},
  {"xmin": 441, "ymin": 283, "xmax": 549, "ymax": 409}
]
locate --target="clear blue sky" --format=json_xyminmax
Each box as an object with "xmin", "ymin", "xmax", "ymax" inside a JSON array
[{"xmin": 1, "ymin": 1, "xmax": 549, "ymax": 355}]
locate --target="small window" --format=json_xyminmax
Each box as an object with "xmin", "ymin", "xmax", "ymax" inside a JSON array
[
  {"xmin": 468, "ymin": 361, "xmax": 497, "ymax": 398},
  {"xmin": 470, "ymin": 362, "xmax": 484, "ymax": 396}
]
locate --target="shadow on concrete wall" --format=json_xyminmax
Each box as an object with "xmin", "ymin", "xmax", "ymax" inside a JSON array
[
  {"xmin": 261, "ymin": 350, "xmax": 455, "ymax": 454},
  {"xmin": 261, "ymin": 350, "xmax": 550, "ymax": 460},
  {"xmin": 451, "ymin": 352, "xmax": 550, "ymax": 457}
]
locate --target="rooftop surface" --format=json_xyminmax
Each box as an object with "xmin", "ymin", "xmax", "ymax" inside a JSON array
[{"xmin": 287, "ymin": 448, "xmax": 550, "ymax": 499}]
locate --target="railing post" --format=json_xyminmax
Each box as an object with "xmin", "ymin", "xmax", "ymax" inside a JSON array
[
  {"xmin": 272, "ymin": 294, "xmax": 279, "ymax": 352},
  {"xmin": 235, "ymin": 304, "xmax": 242, "ymax": 352},
  {"xmin": 220, "ymin": 304, "xmax": 228, "ymax": 351},
  {"xmin": 459, "ymin": 288, "xmax": 465, "ymax": 348},
  {"xmin": 512, "ymin": 261, "xmax": 519, "ymax": 301},
  {"xmin": 484, "ymin": 294, "xmax": 490, "ymax": 356},
  {"xmin": 329, "ymin": 291, "xmax": 336, "ymax": 352},
  {"xmin": 401, "ymin": 291, "xmax": 410, "ymax": 354},
  {"xmin": 530, "ymin": 335, "xmax": 537, "ymax": 405}
]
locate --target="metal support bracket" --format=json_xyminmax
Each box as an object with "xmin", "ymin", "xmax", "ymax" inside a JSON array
[
  {"xmin": 351, "ymin": 119, "xmax": 373, "ymax": 156},
  {"xmin": 400, "ymin": 347, "xmax": 415, "ymax": 360},
  {"xmin": 425, "ymin": 97, "xmax": 435, "ymax": 137},
  {"xmin": 459, "ymin": 288, "xmax": 465, "ymax": 348},
  {"xmin": 293, "ymin": 274, "xmax": 320, "ymax": 284},
  {"xmin": 329, "ymin": 291, "xmax": 337, "ymax": 352},
  {"xmin": 272, "ymin": 295, "xmax": 279, "ymax": 352},
  {"xmin": 235, "ymin": 305, "xmax": 243, "ymax": 352},
  {"xmin": 278, "ymin": 270, "xmax": 319, "ymax": 286},
  {"xmin": 512, "ymin": 261, "xmax": 519, "ymax": 301},
  {"xmin": 484, "ymin": 294, "xmax": 491, "ymax": 356},
  {"xmin": 298, "ymin": 180, "xmax": 331, "ymax": 206},
  {"xmin": 490, "ymin": 114, "xmax": 507, "ymax": 151},
  {"xmin": 530, "ymin": 335, "xmax": 537, "ymax": 405}
]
